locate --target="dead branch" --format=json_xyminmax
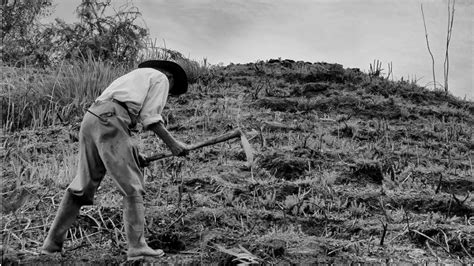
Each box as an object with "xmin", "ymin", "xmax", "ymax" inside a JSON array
[
  {"xmin": 379, "ymin": 219, "xmax": 388, "ymax": 246},
  {"xmin": 426, "ymin": 240, "xmax": 441, "ymax": 261},
  {"xmin": 421, "ymin": 4, "xmax": 437, "ymax": 90},
  {"xmin": 443, "ymin": 0, "xmax": 455, "ymax": 93},
  {"xmin": 457, "ymin": 233, "xmax": 473, "ymax": 260},
  {"xmin": 435, "ymin": 174, "xmax": 443, "ymax": 194},
  {"xmin": 411, "ymin": 229, "xmax": 450, "ymax": 254},
  {"xmin": 403, "ymin": 208, "xmax": 411, "ymax": 233},
  {"xmin": 386, "ymin": 62, "xmax": 393, "ymax": 80}
]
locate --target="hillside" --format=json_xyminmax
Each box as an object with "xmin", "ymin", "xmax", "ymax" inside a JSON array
[{"xmin": 1, "ymin": 59, "xmax": 473, "ymax": 264}]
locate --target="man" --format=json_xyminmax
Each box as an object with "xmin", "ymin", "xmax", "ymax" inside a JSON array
[{"xmin": 41, "ymin": 60, "xmax": 189, "ymax": 260}]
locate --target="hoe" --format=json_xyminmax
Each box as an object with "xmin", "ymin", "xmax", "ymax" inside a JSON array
[{"xmin": 145, "ymin": 128, "xmax": 254, "ymax": 165}]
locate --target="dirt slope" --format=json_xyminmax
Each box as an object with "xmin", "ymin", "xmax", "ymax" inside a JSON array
[{"xmin": 2, "ymin": 60, "xmax": 473, "ymax": 264}]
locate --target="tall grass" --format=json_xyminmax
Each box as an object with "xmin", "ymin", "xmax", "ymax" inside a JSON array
[
  {"xmin": 1, "ymin": 58, "xmax": 126, "ymax": 131},
  {"xmin": 1, "ymin": 41, "xmax": 210, "ymax": 132}
]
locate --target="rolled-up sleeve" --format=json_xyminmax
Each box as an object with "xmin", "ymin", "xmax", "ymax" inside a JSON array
[{"xmin": 139, "ymin": 74, "xmax": 170, "ymax": 129}]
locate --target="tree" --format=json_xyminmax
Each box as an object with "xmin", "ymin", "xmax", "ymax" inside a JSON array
[
  {"xmin": 51, "ymin": 0, "xmax": 148, "ymax": 64},
  {"xmin": 1, "ymin": 0, "xmax": 149, "ymax": 66},
  {"xmin": 0, "ymin": 0, "xmax": 54, "ymax": 66}
]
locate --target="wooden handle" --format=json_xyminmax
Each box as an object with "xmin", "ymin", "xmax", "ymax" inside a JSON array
[
  {"xmin": 145, "ymin": 129, "xmax": 242, "ymax": 162},
  {"xmin": 187, "ymin": 129, "xmax": 241, "ymax": 150},
  {"xmin": 145, "ymin": 152, "xmax": 173, "ymax": 162}
]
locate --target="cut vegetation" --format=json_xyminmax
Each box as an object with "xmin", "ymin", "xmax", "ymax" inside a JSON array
[{"xmin": 1, "ymin": 59, "xmax": 473, "ymax": 264}]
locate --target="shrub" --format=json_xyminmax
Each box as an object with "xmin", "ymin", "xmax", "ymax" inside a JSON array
[{"xmin": 1, "ymin": 0, "xmax": 148, "ymax": 66}]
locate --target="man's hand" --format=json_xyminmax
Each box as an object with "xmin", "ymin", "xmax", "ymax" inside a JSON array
[
  {"xmin": 170, "ymin": 141, "xmax": 189, "ymax": 157},
  {"xmin": 149, "ymin": 122, "xmax": 189, "ymax": 157},
  {"xmin": 138, "ymin": 153, "xmax": 150, "ymax": 168}
]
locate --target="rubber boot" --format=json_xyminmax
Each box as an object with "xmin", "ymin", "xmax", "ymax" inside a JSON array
[
  {"xmin": 41, "ymin": 191, "xmax": 81, "ymax": 254},
  {"xmin": 123, "ymin": 195, "xmax": 164, "ymax": 260}
]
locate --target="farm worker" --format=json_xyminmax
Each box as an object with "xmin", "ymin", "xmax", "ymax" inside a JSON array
[{"xmin": 41, "ymin": 60, "xmax": 189, "ymax": 259}]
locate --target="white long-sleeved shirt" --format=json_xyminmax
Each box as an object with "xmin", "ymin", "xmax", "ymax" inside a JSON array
[{"xmin": 96, "ymin": 68, "xmax": 169, "ymax": 129}]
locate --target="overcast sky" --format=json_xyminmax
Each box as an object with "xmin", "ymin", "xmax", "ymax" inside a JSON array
[{"xmin": 51, "ymin": 0, "xmax": 473, "ymax": 99}]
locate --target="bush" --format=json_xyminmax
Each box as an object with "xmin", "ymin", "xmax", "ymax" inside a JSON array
[
  {"xmin": 0, "ymin": 0, "xmax": 54, "ymax": 66},
  {"xmin": 1, "ymin": 0, "xmax": 148, "ymax": 66}
]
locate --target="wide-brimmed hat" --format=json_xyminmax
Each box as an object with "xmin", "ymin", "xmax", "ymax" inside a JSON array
[{"xmin": 138, "ymin": 60, "xmax": 188, "ymax": 95}]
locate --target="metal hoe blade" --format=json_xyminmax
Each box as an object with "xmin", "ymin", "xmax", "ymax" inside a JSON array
[{"xmin": 239, "ymin": 133, "xmax": 254, "ymax": 166}]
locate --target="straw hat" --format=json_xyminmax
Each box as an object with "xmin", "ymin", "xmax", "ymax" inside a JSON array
[{"xmin": 138, "ymin": 60, "xmax": 188, "ymax": 95}]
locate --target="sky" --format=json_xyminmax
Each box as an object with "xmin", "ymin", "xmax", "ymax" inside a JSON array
[{"xmin": 50, "ymin": 0, "xmax": 473, "ymax": 99}]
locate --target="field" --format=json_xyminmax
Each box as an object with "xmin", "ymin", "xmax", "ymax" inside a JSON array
[{"xmin": 1, "ymin": 60, "xmax": 473, "ymax": 264}]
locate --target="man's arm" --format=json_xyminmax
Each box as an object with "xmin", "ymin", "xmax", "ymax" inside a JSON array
[{"xmin": 148, "ymin": 122, "xmax": 188, "ymax": 156}]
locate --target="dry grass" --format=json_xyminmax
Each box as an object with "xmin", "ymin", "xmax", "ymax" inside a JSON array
[
  {"xmin": 1, "ymin": 59, "xmax": 473, "ymax": 264},
  {"xmin": 1, "ymin": 59, "xmax": 126, "ymax": 131}
]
